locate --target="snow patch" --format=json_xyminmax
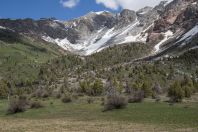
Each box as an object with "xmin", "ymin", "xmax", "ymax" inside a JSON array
[
  {"xmin": 164, "ymin": 0, "xmax": 174, "ymax": 6},
  {"xmin": 49, "ymin": 22, "xmax": 59, "ymax": 28},
  {"xmin": 42, "ymin": 36, "xmax": 55, "ymax": 43},
  {"xmin": 138, "ymin": 10, "xmax": 150, "ymax": 15},
  {"xmin": 154, "ymin": 30, "xmax": 173, "ymax": 53},
  {"xmin": 119, "ymin": 23, "xmax": 153, "ymax": 44},
  {"xmin": 189, "ymin": 46, "xmax": 198, "ymax": 51},
  {"xmin": 42, "ymin": 36, "xmax": 83, "ymax": 51},
  {"xmin": 119, "ymin": 20, "xmax": 140, "ymax": 36},
  {"xmin": 0, "ymin": 26, "xmax": 6, "ymax": 30},
  {"xmin": 177, "ymin": 25, "xmax": 198, "ymax": 45},
  {"xmin": 73, "ymin": 22, "xmax": 77, "ymax": 27},
  {"xmin": 95, "ymin": 11, "xmax": 109, "ymax": 15},
  {"xmin": 53, "ymin": 20, "xmax": 64, "ymax": 23},
  {"xmin": 84, "ymin": 28, "xmax": 115, "ymax": 55}
]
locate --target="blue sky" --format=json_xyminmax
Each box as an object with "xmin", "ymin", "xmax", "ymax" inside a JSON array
[{"xmin": 0, "ymin": 0, "xmax": 165, "ymax": 20}]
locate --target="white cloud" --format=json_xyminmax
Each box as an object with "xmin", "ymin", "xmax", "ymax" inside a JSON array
[
  {"xmin": 96, "ymin": 0, "xmax": 171, "ymax": 11},
  {"xmin": 60, "ymin": 0, "xmax": 80, "ymax": 8},
  {"xmin": 96, "ymin": 0, "xmax": 120, "ymax": 10}
]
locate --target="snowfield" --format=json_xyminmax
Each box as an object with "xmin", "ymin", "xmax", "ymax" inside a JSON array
[
  {"xmin": 42, "ymin": 23, "xmax": 197, "ymax": 56},
  {"xmin": 42, "ymin": 19, "xmax": 152, "ymax": 56}
]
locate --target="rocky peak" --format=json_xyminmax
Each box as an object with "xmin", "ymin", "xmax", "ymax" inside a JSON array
[
  {"xmin": 120, "ymin": 9, "xmax": 136, "ymax": 21},
  {"xmin": 116, "ymin": 9, "xmax": 137, "ymax": 27},
  {"xmin": 174, "ymin": 2, "xmax": 198, "ymax": 29},
  {"xmin": 152, "ymin": 0, "xmax": 196, "ymax": 32}
]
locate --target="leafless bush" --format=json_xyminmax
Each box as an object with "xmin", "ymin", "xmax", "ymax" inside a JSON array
[
  {"xmin": 7, "ymin": 96, "xmax": 29, "ymax": 114},
  {"xmin": 87, "ymin": 97, "xmax": 94, "ymax": 104},
  {"xmin": 103, "ymin": 94, "xmax": 128, "ymax": 111},
  {"xmin": 128, "ymin": 90, "xmax": 144, "ymax": 103},
  {"xmin": 30, "ymin": 101, "xmax": 44, "ymax": 109}
]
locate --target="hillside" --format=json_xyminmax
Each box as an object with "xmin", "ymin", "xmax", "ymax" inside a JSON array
[
  {"xmin": 0, "ymin": 28, "xmax": 63, "ymax": 84},
  {"xmin": 0, "ymin": 0, "xmax": 198, "ymax": 131}
]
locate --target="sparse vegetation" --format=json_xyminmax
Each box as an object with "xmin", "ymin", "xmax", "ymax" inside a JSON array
[
  {"xmin": 0, "ymin": 33, "xmax": 198, "ymax": 131},
  {"xmin": 30, "ymin": 101, "xmax": 44, "ymax": 109},
  {"xmin": 7, "ymin": 95, "xmax": 29, "ymax": 114},
  {"xmin": 61, "ymin": 95, "xmax": 72, "ymax": 103},
  {"xmin": 168, "ymin": 76, "xmax": 195, "ymax": 102},
  {"xmin": 80, "ymin": 79, "xmax": 104, "ymax": 96},
  {"xmin": 87, "ymin": 97, "xmax": 94, "ymax": 104},
  {"xmin": 104, "ymin": 94, "xmax": 128, "ymax": 111},
  {"xmin": 128, "ymin": 90, "xmax": 144, "ymax": 103},
  {"xmin": 0, "ymin": 98, "xmax": 198, "ymax": 131}
]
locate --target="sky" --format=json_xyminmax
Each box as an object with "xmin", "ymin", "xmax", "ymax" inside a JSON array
[{"xmin": 0, "ymin": 0, "xmax": 167, "ymax": 20}]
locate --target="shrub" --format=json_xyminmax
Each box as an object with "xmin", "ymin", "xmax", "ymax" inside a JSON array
[
  {"xmin": 30, "ymin": 101, "xmax": 44, "ymax": 109},
  {"xmin": 101, "ymin": 97, "xmax": 105, "ymax": 105},
  {"xmin": 183, "ymin": 86, "xmax": 193, "ymax": 98},
  {"xmin": 80, "ymin": 79, "xmax": 104, "ymax": 96},
  {"xmin": 41, "ymin": 90, "xmax": 49, "ymax": 98},
  {"xmin": 128, "ymin": 90, "xmax": 144, "ymax": 103},
  {"xmin": 0, "ymin": 80, "xmax": 9, "ymax": 98},
  {"xmin": 7, "ymin": 96, "xmax": 29, "ymax": 114},
  {"xmin": 155, "ymin": 96, "xmax": 161, "ymax": 102},
  {"xmin": 33, "ymin": 89, "xmax": 49, "ymax": 98},
  {"xmin": 141, "ymin": 81, "xmax": 152, "ymax": 98},
  {"xmin": 18, "ymin": 95, "xmax": 29, "ymax": 105},
  {"xmin": 55, "ymin": 92, "xmax": 61, "ymax": 99},
  {"xmin": 168, "ymin": 81, "xmax": 184, "ymax": 103},
  {"xmin": 91, "ymin": 79, "xmax": 104, "ymax": 96},
  {"xmin": 152, "ymin": 83, "xmax": 162, "ymax": 98},
  {"xmin": 181, "ymin": 76, "xmax": 194, "ymax": 97},
  {"xmin": 71, "ymin": 93, "xmax": 79, "ymax": 100},
  {"xmin": 79, "ymin": 80, "xmax": 90, "ymax": 93},
  {"xmin": 103, "ymin": 94, "xmax": 128, "ymax": 111},
  {"xmin": 87, "ymin": 97, "xmax": 94, "ymax": 104},
  {"xmin": 61, "ymin": 95, "xmax": 72, "ymax": 103}
]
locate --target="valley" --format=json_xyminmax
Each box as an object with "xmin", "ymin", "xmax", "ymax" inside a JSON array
[{"xmin": 0, "ymin": 0, "xmax": 198, "ymax": 131}]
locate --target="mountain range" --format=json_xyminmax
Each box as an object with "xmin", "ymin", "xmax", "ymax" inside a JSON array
[{"xmin": 0, "ymin": 0, "xmax": 197, "ymax": 59}]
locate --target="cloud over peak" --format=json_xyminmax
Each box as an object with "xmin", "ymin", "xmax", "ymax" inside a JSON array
[
  {"xmin": 96, "ymin": 0, "xmax": 120, "ymax": 10},
  {"xmin": 96, "ymin": 0, "xmax": 166, "ymax": 11},
  {"xmin": 60, "ymin": 0, "xmax": 173, "ymax": 11},
  {"xmin": 60, "ymin": 0, "xmax": 80, "ymax": 8}
]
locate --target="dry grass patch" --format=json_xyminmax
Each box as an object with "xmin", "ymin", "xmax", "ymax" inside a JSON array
[
  {"xmin": 0, "ymin": 118, "xmax": 198, "ymax": 132},
  {"xmin": 0, "ymin": 118, "xmax": 177, "ymax": 132}
]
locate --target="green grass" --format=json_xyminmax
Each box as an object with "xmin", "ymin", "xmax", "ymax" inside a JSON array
[
  {"xmin": 0, "ymin": 38, "xmax": 62, "ymax": 82},
  {"xmin": 0, "ymin": 98, "xmax": 198, "ymax": 129}
]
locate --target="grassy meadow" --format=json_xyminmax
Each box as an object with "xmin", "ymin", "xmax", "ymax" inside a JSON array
[{"xmin": 0, "ymin": 96, "xmax": 198, "ymax": 132}]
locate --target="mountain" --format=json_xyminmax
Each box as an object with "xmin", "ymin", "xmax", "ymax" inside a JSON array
[{"xmin": 0, "ymin": 0, "xmax": 197, "ymax": 58}]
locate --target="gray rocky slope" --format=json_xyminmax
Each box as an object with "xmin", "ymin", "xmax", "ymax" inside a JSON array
[{"xmin": 0, "ymin": 0, "xmax": 197, "ymax": 57}]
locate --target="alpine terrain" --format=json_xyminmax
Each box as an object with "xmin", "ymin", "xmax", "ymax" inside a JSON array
[{"xmin": 0, "ymin": 0, "xmax": 198, "ymax": 131}]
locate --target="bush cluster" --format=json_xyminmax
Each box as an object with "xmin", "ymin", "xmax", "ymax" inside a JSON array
[
  {"xmin": 30, "ymin": 101, "xmax": 44, "ymax": 109},
  {"xmin": 80, "ymin": 79, "xmax": 103, "ymax": 96},
  {"xmin": 128, "ymin": 90, "xmax": 144, "ymax": 103},
  {"xmin": 7, "ymin": 96, "xmax": 29, "ymax": 114},
  {"xmin": 61, "ymin": 95, "xmax": 72, "ymax": 103},
  {"xmin": 168, "ymin": 76, "xmax": 195, "ymax": 102},
  {"xmin": 103, "ymin": 94, "xmax": 128, "ymax": 111}
]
